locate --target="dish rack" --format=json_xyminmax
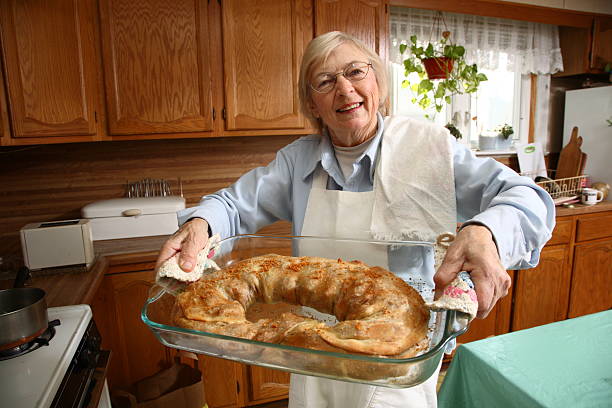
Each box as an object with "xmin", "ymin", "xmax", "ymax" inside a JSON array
[
  {"xmin": 125, "ymin": 177, "xmax": 182, "ymax": 198},
  {"xmin": 537, "ymin": 175, "xmax": 587, "ymax": 199},
  {"xmin": 521, "ymin": 170, "xmax": 587, "ymax": 204}
]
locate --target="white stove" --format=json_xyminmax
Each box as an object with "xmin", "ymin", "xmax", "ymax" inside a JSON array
[{"xmin": 0, "ymin": 304, "xmax": 110, "ymax": 408}]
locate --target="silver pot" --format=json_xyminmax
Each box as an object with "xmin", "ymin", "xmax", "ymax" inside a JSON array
[{"xmin": 0, "ymin": 287, "xmax": 48, "ymax": 350}]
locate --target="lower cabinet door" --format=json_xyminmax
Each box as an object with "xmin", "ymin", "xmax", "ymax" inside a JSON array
[
  {"xmin": 199, "ymin": 355, "xmax": 241, "ymax": 408},
  {"xmin": 512, "ymin": 245, "xmax": 571, "ymax": 331},
  {"xmin": 568, "ymin": 239, "xmax": 612, "ymax": 318},
  {"xmin": 248, "ymin": 366, "xmax": 290, "ymax": 403},
  {"xmin": 92, "ymin": 269, "xmax": 175, "ymax": 391}
]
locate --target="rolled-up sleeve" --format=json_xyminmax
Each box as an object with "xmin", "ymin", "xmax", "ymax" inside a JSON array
[
  {"xmin": 453, "ymin": 140, "xmax": 555, "ymax": 269},
  {"xmin": 177, "ymin": 147, "xmax": 295, "ymax": 239}
]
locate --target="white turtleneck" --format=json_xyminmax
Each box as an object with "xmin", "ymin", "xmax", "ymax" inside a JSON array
[{"xmin": 333, "ymin": 137, "xmax": 375, "ymax": 180}]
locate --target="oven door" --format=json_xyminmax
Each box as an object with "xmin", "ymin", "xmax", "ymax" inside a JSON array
[{"xmin": 51, "ymin": 319, "xmax": 110, "ymax": 408}]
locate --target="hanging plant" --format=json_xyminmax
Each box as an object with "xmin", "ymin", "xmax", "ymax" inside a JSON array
[{"xmin": 399, "ymin": 13, "xmax": 488, "ymax": 114}]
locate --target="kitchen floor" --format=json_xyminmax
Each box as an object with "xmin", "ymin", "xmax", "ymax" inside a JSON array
[{"xmin": 251, "ymin": 363, "xmax": 449, "ymax": 408}]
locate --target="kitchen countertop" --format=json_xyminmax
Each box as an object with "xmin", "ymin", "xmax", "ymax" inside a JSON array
[
  {"xmin": 6, "ymin": 199, "xmax": 612, "ymax": 307},
  {"xmin": 554, "ymin": 198, "xmax": 612, "ymax": 216},
  {"xmin": 10, "ymin": 235, "xmax": 169, "ymax": 307}
]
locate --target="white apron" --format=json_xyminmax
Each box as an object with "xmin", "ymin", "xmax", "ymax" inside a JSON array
[{"xmin": 289, "ymin": 167, "xmax": 440, "ymax": 408}]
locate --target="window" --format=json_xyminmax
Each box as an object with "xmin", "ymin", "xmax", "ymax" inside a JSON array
[
  {"xmin": 390, "ymin": 60, "xmax": 528, "ymax": 152},
  {"xmin": 389, "ymin": 7, "xmax": 563, "ymax": 153}
]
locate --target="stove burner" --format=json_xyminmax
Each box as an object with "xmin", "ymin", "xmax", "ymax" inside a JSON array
[{"xmin": 0, "ymin": 319, "xmax": 61, "ymax": 361}]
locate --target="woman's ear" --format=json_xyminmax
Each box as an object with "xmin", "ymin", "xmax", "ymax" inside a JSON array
[{"xmin": 308, "ymin": 100, "xmax": 320, "ymax": 119}]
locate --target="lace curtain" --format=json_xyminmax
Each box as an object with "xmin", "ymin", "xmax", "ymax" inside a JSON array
[{"xmin": 389, "ymin": 7, "xmax": 564, "ymax": 75}]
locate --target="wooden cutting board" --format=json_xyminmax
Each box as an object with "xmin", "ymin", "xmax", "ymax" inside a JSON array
[
  {"xmin": 556, "ymin": 127, "xmax": 584, "ymax": 180},
  {"xmin": 579, "ymin": 152, "xmax": 587, "ymax": 176}
]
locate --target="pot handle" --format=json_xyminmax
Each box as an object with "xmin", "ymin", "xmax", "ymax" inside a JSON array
[{"xmin": 13, "ymin": 266, "xmax": 31, "ymax": 288}]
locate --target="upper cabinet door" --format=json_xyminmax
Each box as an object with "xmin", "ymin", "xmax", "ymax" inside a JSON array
[
  {"xmin": 315, "ymin": 0, "xmax": 388, "ymax": 60},
  {"xmin": 0, "ymin": 64, "xmax": 10, "ymax": 145},
  {"xmin": 221, "ymin": 0, "xmax": 313, "ymax": 131},
  {"xmin": 0, "ymin": 0, "xmax": 99, "ymax": 139},
  {"xmin": 99, "ymin": 0, "xmax": 213, "ymax": 135}
]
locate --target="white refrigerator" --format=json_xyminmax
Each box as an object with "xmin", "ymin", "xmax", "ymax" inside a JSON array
[{"xmin": 562, "ymin": 85, "xmax": 612, "ymax": 192}]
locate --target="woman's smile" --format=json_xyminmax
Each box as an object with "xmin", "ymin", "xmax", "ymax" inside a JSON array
[{"xmin": 337, "ymin": 101, "xmax": 363, "ymax": 113}]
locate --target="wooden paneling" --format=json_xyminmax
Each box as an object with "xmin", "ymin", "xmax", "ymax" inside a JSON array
[
  {"xmin": 315, "ymin": 0, "xmax": 388, "ymax": 60},
  {"xmin": 221, "ymin": 0, "xmax": 312, "ymax": 131},
  {"xmin": 0, "ymin": 0, "xmax": 99, "ymax": 140},
  {"xmin": 99, "ymin": 0, "xmax": 213, "ymax": 135},
  {"xmin": 568, "ymin": 239, "xmax": 612, "ymax": 318},
  {"xmin": 0, "ymin": 136, "xmax": 296, "ymax": 258}
]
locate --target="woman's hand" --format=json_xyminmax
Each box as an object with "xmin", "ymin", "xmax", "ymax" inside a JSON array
[
  {"xmin": 155, "ymin": 218, "xmax": 210, "ymax": 272},
  {"xmin": 434, "ymin": 225, "xmax": 510, "ymax": 319}
]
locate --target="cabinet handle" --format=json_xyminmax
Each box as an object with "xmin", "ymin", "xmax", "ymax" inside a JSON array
[
  {"xmin": 212, "ymin": 108, "xmax": 216, "ymax": 120},
  {"xmin": 222, "ymin": 107, "xmax": 226, "ymax": 121},
  {"xmin": 236, "ymin": 381, "xmax": 240, "ymax": 394}
]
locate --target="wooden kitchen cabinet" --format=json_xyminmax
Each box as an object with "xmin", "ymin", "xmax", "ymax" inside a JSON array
[
  {"xmin": 512, "ymin": 245, "xmax": 573, "ymax": 330},
  {"xmin": 100, "ymin": 0, "xmax": 317, "ymax": 138},
  {"xmin": 568, "ymin": 213, "xmax": 612, "ymax": 318},
  {"xmin": 458, "ymin": 206, "xmax": 612, "ymax": 344},
  {"xmin": 315, "ymin": 0, "xmax": 388, "ymax": 61},
  {"xmin": 510, "ymin": 208, "xmax": 612, "ymax": 332},
  {"xmin": 0, "ymin": 0, "xmax": 102, "ymax": 145},
  {"xmin": 91, "ymin": 265, "xmax": 175, "ymax": 391},
  {"xmin": 92, "ymin": 260, "xmax": 290, "ymax": 407},
  {"xmin": 199, "ymin": 355, "xmax": 241, "ymax": 408},
  {"xmin": 99, "ymin": 0, "xmax": 214, "ymax": 136},
  {"xmin": 556, "ymin": 16, "xmax": 612, "ymax": 76},
  {"xmin": 0, "ymin": 66, "xmax": 10, "ymax": 143},
  {"xmin": 246, "ymin": 365, "xmax": 291, "ymax": 404},
  {"xmin": 219, "ymin": 0, "xmax": 313, "ymax": 133}
]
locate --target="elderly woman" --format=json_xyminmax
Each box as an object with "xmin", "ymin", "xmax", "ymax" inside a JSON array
[{"xmin": 157, "ymin": 32, "xmax": 554, "ymax": 407}]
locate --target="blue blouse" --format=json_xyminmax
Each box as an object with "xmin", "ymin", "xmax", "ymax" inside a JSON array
[{"xmin": 178, "ymin": 113, "xmax": 555, "ymax": 271}]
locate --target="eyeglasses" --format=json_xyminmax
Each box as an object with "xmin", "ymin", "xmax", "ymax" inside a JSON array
[{"xmin": 310, "ymin": 62, "xmax": 372, "ymax": 94}]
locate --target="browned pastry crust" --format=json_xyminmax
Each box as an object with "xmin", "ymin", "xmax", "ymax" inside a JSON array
[{"xmin": 174, "ymin": 254, "xmax": 429, "ymax": 357}]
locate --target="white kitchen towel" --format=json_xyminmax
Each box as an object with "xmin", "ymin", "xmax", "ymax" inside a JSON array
[{"xmin": 371, "ymin": 116, "xmax": 456, "ymax": 243}]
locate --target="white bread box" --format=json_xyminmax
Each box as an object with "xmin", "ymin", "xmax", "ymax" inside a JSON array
[{"xmin": 81, "ymin": 196, "xmax": 185, "ymax": 240}]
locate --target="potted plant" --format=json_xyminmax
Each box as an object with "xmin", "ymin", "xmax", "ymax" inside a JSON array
[
  {"xmin": 399, "ymin": 32, "xmax": 488, "ymax": 114},
  {"xmin": 478, "ymin": 123, "xmax": 514, "ymax": 151}
]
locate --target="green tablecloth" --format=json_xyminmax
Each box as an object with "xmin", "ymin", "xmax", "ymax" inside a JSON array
[{"xmin": 438, "ymin": 310, "xmax": 612, "ymax": 408}]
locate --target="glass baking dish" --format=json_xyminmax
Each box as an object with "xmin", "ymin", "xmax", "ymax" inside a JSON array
[{"xmin": 142, "ymin": 235, "xmax": 470, "ymax": 388}]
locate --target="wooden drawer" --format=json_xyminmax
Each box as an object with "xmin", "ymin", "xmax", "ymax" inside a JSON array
[
  {"xmin": 547, "ymin": 219, "xmax": 573, "ymax": 246},
  {"xmin": 576, "ymin": 214, "xmax": 612, "ymax": 242}
]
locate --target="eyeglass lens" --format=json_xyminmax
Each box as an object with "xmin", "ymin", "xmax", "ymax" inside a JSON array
[{"xmin": 311, "ymin": 62, "xmax": 371, "ymax": 93}]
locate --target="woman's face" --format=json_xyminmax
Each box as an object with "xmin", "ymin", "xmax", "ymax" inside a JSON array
[{"xmin": 308, "ymin": 43, "xmax": 380, "ymax": 147}]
